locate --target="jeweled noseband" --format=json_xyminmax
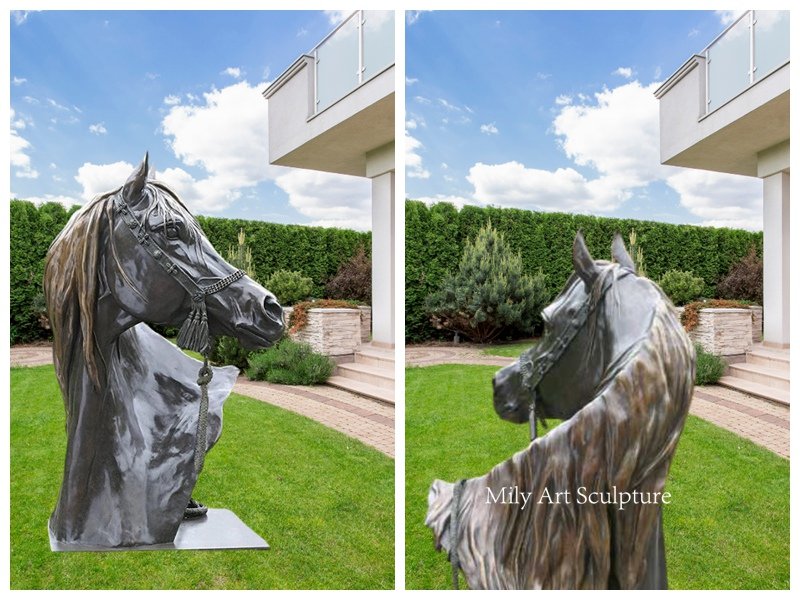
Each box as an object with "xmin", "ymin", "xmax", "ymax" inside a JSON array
[{"xmin": 113, "ymin": 190, "xmax": 244, "ymax": 474}]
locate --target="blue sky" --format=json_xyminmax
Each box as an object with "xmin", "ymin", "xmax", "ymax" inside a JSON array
[
  {"xmin": 10, "ymin": 9, "xmax": 372, "ymax": 229},
  {"xmin": 405, "ymin": 10, "xmax": 764, "ymax": 230}
]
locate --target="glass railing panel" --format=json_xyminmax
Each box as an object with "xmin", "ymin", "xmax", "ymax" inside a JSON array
[
  {"xmin": 707, "ymin": 14, "xmax": 751, "ymax": 112},
  {"xmin": 316, "ymin": 14, "xmax": 359, "ymax": 112},
  {"xmin": 363, "ymin": 10, "xmax": 394, "ymax": 82},
  {"xmin": 754, "ymin": 10, "xmax": 789, "ymax": 82}
]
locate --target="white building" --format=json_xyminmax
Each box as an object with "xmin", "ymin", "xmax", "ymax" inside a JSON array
[
  {"xmin": 655, "ymin": 10, "xmax": 789, "ymax": 401},
  {"xmin": 264, "ymin": 11, "xmax": 395, "ymax": 402}
]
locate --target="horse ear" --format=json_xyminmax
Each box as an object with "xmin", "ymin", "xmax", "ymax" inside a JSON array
[
  {"xmin": 611, "ymin": 232, "xmax": 636, "ymax": 273},
  {"xmin": 122, "ymin": 152, "xmax": 149, "ymax": 206},
  {"xmin": 573, "ymin": 231, "xmax": 598, "ymax": 288}
]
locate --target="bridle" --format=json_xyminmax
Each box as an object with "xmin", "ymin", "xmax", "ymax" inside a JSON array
[
  {"xmin": 518, "ymin": 266, "xmax": 620, "ymax": 441},
  {"xmin": 112, "ymin": 190, "xmax": 245, "ymax": 475}
]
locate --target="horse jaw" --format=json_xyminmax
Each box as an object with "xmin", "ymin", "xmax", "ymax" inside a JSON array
[{"xmin": 426, "ymin": 479, "xmax": 455, "ymax": 552}]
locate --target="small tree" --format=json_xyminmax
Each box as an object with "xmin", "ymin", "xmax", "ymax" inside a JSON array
[
  {"xmin": 325, "ymin": 245, "xmax": 371, "ymax": 303},
  {"xmin": 658, "ymin": 270, "xmax": 705, "ymax": 306},
  {"xmin": 425, "ymin": 222, "xmax": 549, "ymax": 343},
  {"xmin": 265, "ymin": 270, "xmax": 314, "ymax": 306},
  {"xmin": 716, "ymin": 246, "xmax": 763, "ymax": 305}
]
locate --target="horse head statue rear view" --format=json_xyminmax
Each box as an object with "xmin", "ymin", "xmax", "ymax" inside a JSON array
[
  {"xmin": 426, "ymin": 232, "xmax": 695, "ymax": 589},
  {"xmin": 44, "ymin": 154, "xmax": 284, "ymax": 548}
]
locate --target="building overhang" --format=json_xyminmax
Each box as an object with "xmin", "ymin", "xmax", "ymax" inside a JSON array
[{"xmin": 264, "ymin": 57, "xmax": 394, "ymax": 178}]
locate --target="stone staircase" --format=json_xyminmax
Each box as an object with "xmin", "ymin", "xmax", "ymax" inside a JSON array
[
  {"xmin": 718, "ymin": 344, "xmax": 789, "ymax": 406},
  {"xmin": 327, "ymin": 344, "xmax": 395, "ymax": 405}
]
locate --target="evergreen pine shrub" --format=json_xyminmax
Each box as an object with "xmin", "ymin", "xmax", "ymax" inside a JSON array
[
  {"xmin": 425, "ymin": 222, "xmax": 550, "ymax": 343},
  {"xmin": 658, "ymin": 270, "xmax": 705, "ymax": 306},
  {"xmin": 265, "ymin": 270, "xmax": 314, "ymax": 306}
]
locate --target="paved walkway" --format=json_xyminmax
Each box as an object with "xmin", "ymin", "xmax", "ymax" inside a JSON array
[
  {"xmin": 10, "ymin": 344, "xmax": 394, "ymax": 458},
  {"xmin": 407, "ymin": 344, "xmax": 790, "ymax": 459}
]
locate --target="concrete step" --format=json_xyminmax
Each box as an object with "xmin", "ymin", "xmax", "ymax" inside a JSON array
[
  {"xmin": 747, "ymin": 347, "xmax": 790, "ymax": 371},
  {"xmin": 327, "ymin": 375, "xmax": 395, "ymax": 405},
  {"xmin": 355, "ymin": 347, "xmax": 395, "ymax": 369},
  {"xmin": 334, "ymin": 362, "xmax": 394, "ymax": 389},
  {"xmin": 717, "ymin": 376, "xmax": 790, "ymax": 406},
  {"xmin": 727, "ymin": 362, "xmax": 789, "ymax": 391}
]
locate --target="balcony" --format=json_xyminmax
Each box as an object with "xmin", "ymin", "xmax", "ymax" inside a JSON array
[
  {"xmin": 705, "ymin": 11, "xmax": 789, "ymax": 114},
  {"xmin": 264, "ymin": 10, "xmax": 395, "ymax": 177},
  {"xmin": 654, "ymin": 10, "xmax": 789, "ymax": 177}
]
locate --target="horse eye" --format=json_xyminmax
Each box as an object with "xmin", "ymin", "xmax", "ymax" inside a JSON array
[{"xmin": 165, "ymin": 223, "xmax": 181, "ymax": 240}]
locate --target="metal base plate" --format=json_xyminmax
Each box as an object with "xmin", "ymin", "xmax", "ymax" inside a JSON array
[{"xmin": 49, "ymin": 508, "xmax": 269, "ymax": 552}]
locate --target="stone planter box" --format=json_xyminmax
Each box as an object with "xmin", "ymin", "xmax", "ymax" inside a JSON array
[
  {"xmin": 674, "ymin": 306, "xmax": 753, "ymax": 356},
  {"xmin": 283, "ymin": 307, "xmax": 362, "ymax": 357},
  {"xmin": 750, "ymin": 305, "xmax": 763, "ymax": 342},
  {"xmin": 358, "ymin": 305, "xmax": 371, "ymax": 343}
]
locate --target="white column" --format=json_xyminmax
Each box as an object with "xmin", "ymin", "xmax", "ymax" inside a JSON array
[
  {"xmin": 370, "ymin": 170, "xmax": 395, "ymax": 346},
  {"xmin": 762, "ymin": 171, "xmax": 790, "ymax": 347}
]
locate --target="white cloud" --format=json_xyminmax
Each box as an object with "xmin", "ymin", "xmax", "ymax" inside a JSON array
[
  {"xmin": 163, "ymin": 94, "xmax": 181, "ymax": 105},
  {"xmin": 19, "ymin": 193, "xmax": 80, "ymax": 208},
  {"xmin": 555, "ymin": 94, "xmax": 572, "ymax": 106},
  {"xmin": 160, "ymin": 80, "xmax": 277, "ymax": 212},
  {"xmin": 407, "ymin": 11, "xmax": 429, "ymax": 25},
  {"xmin": 414, "ymin": 96, "xmax": 431, "ymax": 105},
  {"xmin": 666, "ymin": 169, "xmax": 762, "ymax": 230},
  {"xmin": 296, "ymin": 27, "xmax": 308, "ymax": 37},
  {"xmin": 10, "ymin": 108, "xmax": 38, "ymax": 179},
  {"xmin": 47, "ymin": 98, "xmax": 70, "ymax": 111},
  {"xmin": 406, "ymin": 134, "xmax": 430, "ymax": 180},
  {"xmin": 438, "ymin": 98, "xmax": 461, "ymax": 111},
  {"xmin": 613, "ymin": 67, "xmax": 633, "ymax": 78},
  {"xmin": 467, "ymin": 162, "xmax": 631, "ymax": 213},
  {"xmin": 405, "ymin": 118, "xmax": 418, "ymax": 130},
  {"xmin": 441, "ymin": 163, "xmax": 448, "ymax": 170},
  {"xmin": 145, "ymin": 72, "xmax": 159, "ymax": 81},
  {"xmin": 222, "ymin": 66, "xmax": 242, "ymax": 79},
  {"xmin": 274, "ymin": 170, "xmax": 371, "ymax": 230},
  {"xmin": 535, "ymin": 72, "xmax": 551, "ymax": 80},
  {"xmin": 325, "ymin": 10, "xmax": 353, "ymax": 25},
  {"xmin": 414, "ymin": 194, "xmax": 480, "ymax": 210},
  {"xmin": 89, "ymin": 122, "xmax": 108, "ymax": 135},
  {"xmin": 717, "ymin": 10, "xmax": 746, "ymax": 26},
  {"xmin": 23, "ymin": 96, "xmax": 39, "ymax": 105},
  {"xmin": 433, "ymin": 79, "xmax": 761, "ymax": 227},
  {"xmin": 12, "ymin": 76, "xmax": 27, "ymax": 86},
  {"xmin": 75, "ymin": 161, "xmax": 134, "ymax": 199},
  {"xmin": 12, "ymin": 10, "xmax": 32, "ymax": 25},
  {"xmin": 406, "ymin": 76, "xmax": 418, "ymax": 85},
  {"xmin": 480, "ymin": 122, "xmax": 499, "ymax": 135}
]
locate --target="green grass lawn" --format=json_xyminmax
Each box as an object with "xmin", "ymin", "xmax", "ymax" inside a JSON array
[
  {"xmin": 406, "ymin": 364, "xmax": 789, "ymax": 590},
  {"xmin": 11, "ymin": 365, "xmax": 394, "ymax": 590},
  {"xmin": 482, "ymin": 339, "xmax": 537, "ymax": 357}
]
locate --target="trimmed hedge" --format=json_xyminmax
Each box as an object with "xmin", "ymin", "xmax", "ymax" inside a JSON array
[
  {"xmin": 10, "ymin": 200, "xmax": 370, "ymax": 344},
  {"xmin": 10, "ymin": 200, "xmax": 80, "ymax": 343},
  {"xmin": 406, "ymin": 200, "xmax": 762, "ymax": 342}
]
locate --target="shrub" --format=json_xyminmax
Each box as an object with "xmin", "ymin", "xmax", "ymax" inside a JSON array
[
  {"xmin": 716, "ymin": 246, "xmax": 763, "ymax": 305},
  {"xmin": 265, "ymin": 269, "xmax": 314, "ymax": 306},
  {"xmin": 695, "ymin": 343, "xmax": 726, "ymax": 385},
  {"xmin": 210, "ymin": 335, "xmax": 251, "ymax": 371},
  {"xmin": 246, "ymin": 339, "xmax": 334, "ymax": 385},
  {"xmin": 288, "ymin": 299, "xmax": 359, "ymax": 334},
  {"xmin": 405, "ymin": 200, "xmax": 761, "ymax": 342},
  {"xmin": 681, "ymin": 299, "xmax": 752, "ymax": 332},
  {"xmin": 325, "ymin": 245, "xmax": 371, "ymax": 303},
  {"xmin": 425, "ymin": 222, "xmax": 550, "ymax": 343},
  {"xmin": 658, "ymin": 270, "xmax": 705, "ymax": 306}
]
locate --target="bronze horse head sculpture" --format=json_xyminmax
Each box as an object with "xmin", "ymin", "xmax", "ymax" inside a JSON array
[
  {"xmin": 426, "ymin": 232, "xmax": 694, "ymax": 589},
  {"xmin": 45, "ymin": 155, "xmax": 284, "ymax": 548}
]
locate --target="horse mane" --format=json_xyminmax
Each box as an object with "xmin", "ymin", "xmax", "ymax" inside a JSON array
[
  {"xmin": 427, "ymin": 265, "xmax": 695, "ymax": 589},
  {"xmin": 44, "ymin": 180, "xmax": 203, "ymax": 408}
]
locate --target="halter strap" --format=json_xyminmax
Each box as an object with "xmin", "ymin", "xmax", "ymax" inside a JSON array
[
  {"xmin": 518, "ymin": 267, "xmax": 624, "ymax": 441},
  {"xmin": 113, "ymin": 191, "xmax": 245, "ymax": 476}
]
